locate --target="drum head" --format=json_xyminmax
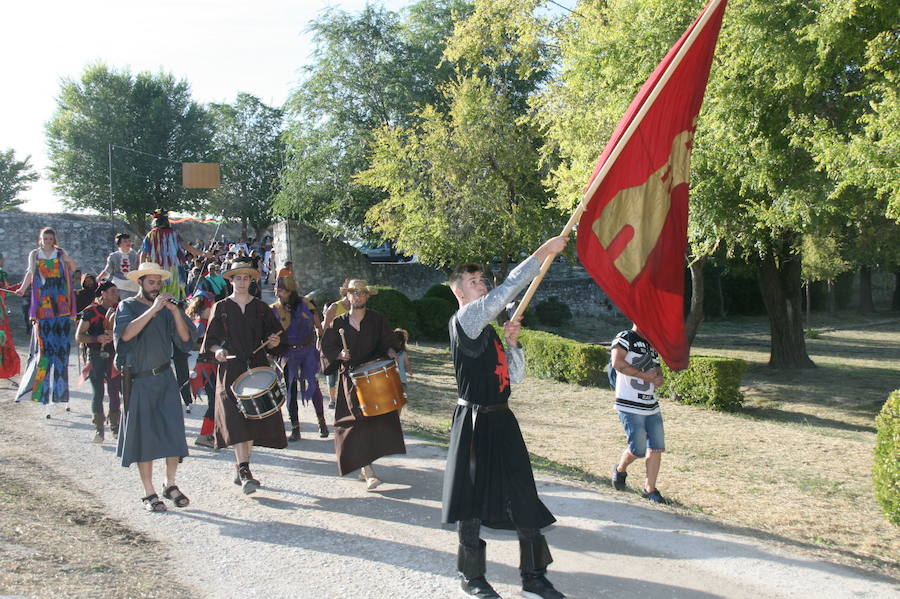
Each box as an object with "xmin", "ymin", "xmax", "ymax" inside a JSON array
[
  {"xmin": 351, "ymin": 359, "xmax": 395, "ymax": 377},
  {"xmin": 233, "ymin": 367, "xmax": 278, "ymax": 397}
]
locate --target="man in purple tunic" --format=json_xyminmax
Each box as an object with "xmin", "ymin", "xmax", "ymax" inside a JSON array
[{"xmin": 271, "ymin": 275, "xmax": 328, "ymax": 441}]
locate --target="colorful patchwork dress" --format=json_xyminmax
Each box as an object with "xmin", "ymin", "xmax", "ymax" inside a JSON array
[
  {"xmin": 16, "ymin": 247, "xmax": 76, "ymax": 404},
  {"xmin": 140, "ymin": 226, "xmax": 186, "ymax": 299}
]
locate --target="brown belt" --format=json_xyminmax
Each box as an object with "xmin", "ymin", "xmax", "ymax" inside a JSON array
[{"xmin": 457, "ymin": 399, "xmax": 509, "ymax": 413}]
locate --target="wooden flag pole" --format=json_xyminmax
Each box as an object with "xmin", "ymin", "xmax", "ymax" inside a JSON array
[{"xmin": 511, "ymin": 0, "xmax": 725, "ymax": 322}]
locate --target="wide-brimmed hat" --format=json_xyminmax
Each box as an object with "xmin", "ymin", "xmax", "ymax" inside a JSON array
[
  {"xmin": 222, "ymin": 259, "xmax": 260, "ymax": 281},
  {"xmin": 339, "ymin": 279, "xmax": 378, "ymax": 296},
  {"xmin": 125, "ymin": 262, "xmax": 172, "ymax": 282}
]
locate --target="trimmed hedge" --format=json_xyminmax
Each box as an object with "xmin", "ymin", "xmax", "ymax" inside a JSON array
[
  {"xmin": 874, "ymin": 390, "xmax": 900, "ymax": 525},
  {"xmin": 423, "ymin": 283, "xmax": 457, "ymax": 305},
  {"xmin": 534, "ymin": 296, "xmax": 573, "ymax": 326},
  {"xmin": 494, "ymin": 325, "xmax": 607, "ymax": 387},
  {"xmin": 412, "ymin": 297, "xmax": 456, "ymax": 341},
  {"xmin": 367, "ymin": 285, "xmax": 419, "ymax": 339},
  {"xmin": 658, "ymin": 356, "xmax": 746, "ymax": 411}
]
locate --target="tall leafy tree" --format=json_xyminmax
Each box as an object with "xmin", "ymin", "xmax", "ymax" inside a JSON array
[
  {"xmin": 0, "ymin": 149, "xmax": 39, "ymax": 211},
  {"xmin": 46, "ymin": 63, "xmax": 213, "ymax": 234},
  {"xmin": 359, "ymin": 76, "xmax": 560, "ymax": 276},
  {"xmin": 276, "ymin": 0, "xmax": 467, "ymax": 237},
  {"xmin": 537, "ymin": 0, "xmax": 895, "ymax": 368},
  {"xmin": 208, "ymin": 93, "xmax": 284, "ymax": 240},
  {"xmin": 358, "ymin": 0, "xmax": 562, "ymax": 278}
]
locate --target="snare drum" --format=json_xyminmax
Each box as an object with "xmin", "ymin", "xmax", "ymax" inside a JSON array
[
  {"xmin": 350, "ymin": 359, "xmax": 406, "ymax": 417},
  {"xmin": 231, "ymin": 366, "xmax": 285, "ymax": 419}
]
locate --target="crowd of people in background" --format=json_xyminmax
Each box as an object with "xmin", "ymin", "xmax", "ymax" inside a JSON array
[{"xmin": 0, "ymin": 213, "xmax": 674, "ymax": 599}]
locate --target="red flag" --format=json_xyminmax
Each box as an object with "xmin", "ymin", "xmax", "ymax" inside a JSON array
[{"xmin": 576, "ymin": 0, "xmax": 727, "ymax": 370}]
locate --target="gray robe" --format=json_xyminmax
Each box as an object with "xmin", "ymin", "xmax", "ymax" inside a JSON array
[{"xmin": 114, "ymin": 296, "xmax": 196, "ymax": 467}]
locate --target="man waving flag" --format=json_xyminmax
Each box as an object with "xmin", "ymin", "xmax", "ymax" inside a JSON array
[{"xmin": 577, "ymin": 0, "xmax": 728, "ymax": 370}]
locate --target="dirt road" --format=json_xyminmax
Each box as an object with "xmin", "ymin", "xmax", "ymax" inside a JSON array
[{"xmin": 1, "ymin": 375, "xmax": 897, "ymax": 598}]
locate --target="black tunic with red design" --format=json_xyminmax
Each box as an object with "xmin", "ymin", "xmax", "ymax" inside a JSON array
[{"xmin": 441, "ymin": 260, "xmax": 555, "ymax": 531}]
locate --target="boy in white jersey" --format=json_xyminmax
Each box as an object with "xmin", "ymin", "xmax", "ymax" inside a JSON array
[{"xmin": 610, "ymin": 324, "xmax": 667, "ymax": 503}]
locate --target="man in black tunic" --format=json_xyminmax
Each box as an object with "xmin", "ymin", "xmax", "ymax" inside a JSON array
[
  {"xmin": 202, "ymin": 260, "xmax": 284, "ymax": 494},
  {"xmin": 320, "ymin": 279, "xmax": 405, "ymax": 490},
  {"xmin": 444, "ymin": 235, "xmax": 568, "ymax": 599}
]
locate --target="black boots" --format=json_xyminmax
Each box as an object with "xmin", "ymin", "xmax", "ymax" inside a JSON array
[
  {"xmin": 108, "ymin": 410, "xmax": 120, "ymax": 438},
  {"xmin": 289, "ymin": 420, "xmax": 301, "ymax": 442},
  {"xmin": 234, "ymin": 462, "xmax": 260, "ymax": 495},
  {"xmin": 317, "ymin": 415, "xmax": 329, "ymax": 438},
  {"xmin": 91, "ymin": 413, "xmax": 105, "ymax": 443},
  {"xmin": 458, "ymin": 541, "xmax": 501, "ymax": 598},
  {"xmin": 520, "ymin": 535, "xmax": 565, "ymax": 599}
]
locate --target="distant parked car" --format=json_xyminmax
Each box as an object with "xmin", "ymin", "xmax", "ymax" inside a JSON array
[{"xmin": 350, "ymin": 241, "xmax": 411, "ymax": 262}]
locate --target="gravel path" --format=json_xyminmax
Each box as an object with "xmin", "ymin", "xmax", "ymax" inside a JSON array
[{"xmin": 4, "ymin": 357, "xmax": 897, "ymax": 598}]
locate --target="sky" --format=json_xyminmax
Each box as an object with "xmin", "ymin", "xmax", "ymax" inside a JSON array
[{"xmin": 0, "ymin": 0, "xmax": 412, "ymax": 213}]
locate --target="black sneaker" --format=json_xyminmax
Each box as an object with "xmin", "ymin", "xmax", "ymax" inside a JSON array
[
  {"xmin": 522, "ymin": 575, "xmax": 565, "ymax": 599},
  {"xmin": 460, "ymin": 576, "xmax": 500, "ymax": 598},
  {"xmin": 611, "ymin": 465, "xmax": 627, "ymax": 491},
  {"xmin": 641, "ymin": 488, "xmax": 668, "ymax": 504}
]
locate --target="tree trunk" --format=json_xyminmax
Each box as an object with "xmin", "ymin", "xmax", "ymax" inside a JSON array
[
  {"xmin": 757, "ymin": 247, "xmax": 816, "ymax": 369},
  {"xmin": 805, "ymin": 282, "xmax": 811, "ymax": 324},
  {"xmin": 858, "ymin": 265, "xmax": 875, "ymax": 313},
  {"xmin": 893, "ymin": 270, "xmax": 900, "ymax": 312},
  {"xmin": 826, "ymin": 279, "xmax": 836, "ymax": 316},
  {"xmin": 715, "ymin": 268, "xmax": 725, "ymax": 316},
  {"xmin": 684, "ymin": 256, "xmax": 706, "ymax": 346}
]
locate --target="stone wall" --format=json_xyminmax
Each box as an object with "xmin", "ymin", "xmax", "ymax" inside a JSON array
[
  {"xmin": 273, "ymin": 220, "xmax": 617, "ymax": 315},
  {"xmin": 0, "ymin": 211, "xmax": 248, "ymax": 280}
]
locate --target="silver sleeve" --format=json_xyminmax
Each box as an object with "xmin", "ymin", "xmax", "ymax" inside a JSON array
[
  {"xmin": 507, "ymin": 345, "xmax": 525, "ymax": 384},
  {"xmin": 456, "ymin": 257, "xmax": 542, "ymax": 340}
]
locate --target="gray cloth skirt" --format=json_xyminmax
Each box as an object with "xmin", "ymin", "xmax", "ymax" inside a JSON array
[{"xmin": 116, "ymin": 371, "xmax": 189, "ymax": 467}]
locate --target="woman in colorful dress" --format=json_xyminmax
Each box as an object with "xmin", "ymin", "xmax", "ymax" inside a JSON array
[{"xmin": 15, "ymin": 227, "xmax": 78, "ymax": 416}]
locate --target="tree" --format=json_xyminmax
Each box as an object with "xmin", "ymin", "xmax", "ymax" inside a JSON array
[
  {"xmin": 0, "ymin": 149, "xmax": 39, "ymax": 211},
  {"xmin": 46, "ymin": 63, "xmax": 214, "ymax": 234},
  {"xmin": 208, "ymin": 93, "xmax": 284, "ymax": 240},
  {"xmin": 359, "ymin": 77, "xmax": 561, "ymax": 277},
  {"xmin": 538, "ymin": 0, "xmax": 895, "ymax": 368},
  {"xmin": 275, "ymin": 0, "xmax": 467, "ymax": 237},
  {"xmin": 357, "ymin": 0, "xmax": 563, "ymax": 278},
  {"xmin": 801, "ymin": 234, "xmax": 849, "ymax": 317}
]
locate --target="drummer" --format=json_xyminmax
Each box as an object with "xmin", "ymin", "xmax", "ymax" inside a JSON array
[
  {"xmin": 320, "ymin": 279, "xmax": 406, "ymax": 490},
  {"xmin": 201, "ymin": 259, "xmax": 285, "ymax": 494}
]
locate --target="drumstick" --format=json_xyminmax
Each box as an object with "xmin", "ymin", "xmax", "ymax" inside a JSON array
[
  {"xmin": 338, "ymin": 328, "xmax": 349, "ymax": 352},
  {"xmin": 224, "ymin": 338, "xmax": 273, "ymax": 360}
]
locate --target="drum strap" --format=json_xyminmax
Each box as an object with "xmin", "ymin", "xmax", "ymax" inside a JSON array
[{"xmin": 340, "ymin": 365, "xmax": 363, "ymax": 420}]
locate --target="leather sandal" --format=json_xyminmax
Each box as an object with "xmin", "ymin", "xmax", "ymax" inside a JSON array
[
  {"xmin": 142, "ymin": 493, "xmax": 167, "ymax": 513},
  {"xmin": 162, "ymin": 484, "xmax": 190, "ymax": 508}
]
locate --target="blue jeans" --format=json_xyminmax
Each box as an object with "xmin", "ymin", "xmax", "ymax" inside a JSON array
[{"xmin": 618, "ymin": 410, "xmax": 665, "ymax": 458}]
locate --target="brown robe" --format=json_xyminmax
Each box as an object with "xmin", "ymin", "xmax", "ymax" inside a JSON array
[
  {"xmin": 202, "ymin": 297, "xmax": 287, "ymax": 449},
  {"xmin": 321, "ymin": 309, "xmax": 405, "ymax": 475}
]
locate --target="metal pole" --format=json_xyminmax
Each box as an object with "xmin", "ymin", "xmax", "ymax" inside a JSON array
[{"xmin": 108, "ymin": 144, "xmax": 114, "ymax": 239}]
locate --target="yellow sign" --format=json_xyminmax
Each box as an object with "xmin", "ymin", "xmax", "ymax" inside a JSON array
[{"xmin": 182, "ymin": 163, "xmax": 221, "ymax": 189}]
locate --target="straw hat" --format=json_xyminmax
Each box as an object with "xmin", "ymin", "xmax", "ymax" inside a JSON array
[
  {"xmin": 125, "ymin": 262, "xmax": 171, "ymax": 282},
  {"xmin": 222, "ymin": 259, "xmax": 260, "ymax": 281},
  {"xmin": 339, "ymin": 279, "xmax": 378, "ymax": 296}
]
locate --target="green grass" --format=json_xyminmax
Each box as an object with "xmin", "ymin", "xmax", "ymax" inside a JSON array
[{"xmin": 400, "ymin": 312, "xmax": 900, "ymax": 575}]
